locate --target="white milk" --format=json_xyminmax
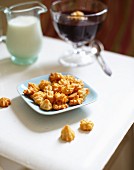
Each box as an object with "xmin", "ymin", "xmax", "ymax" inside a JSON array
[{"xmin": 6, "ymin": 16, "xmax": 43, "ymax": 58}]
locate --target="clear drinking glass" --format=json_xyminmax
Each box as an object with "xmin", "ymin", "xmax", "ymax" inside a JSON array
[{"xmin": 50, "ymin": 0, "xmax": 108, "ymax": 67}]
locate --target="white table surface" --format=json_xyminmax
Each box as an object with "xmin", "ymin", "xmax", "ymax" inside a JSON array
[{"xmin": 0, "ymin": 36, "xmax": 134, "ymax": 170}]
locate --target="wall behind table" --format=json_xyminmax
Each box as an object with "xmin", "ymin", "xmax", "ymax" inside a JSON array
[{"xmin": 97, "ymin": 0, "xmax": 134, "ymax": 57}]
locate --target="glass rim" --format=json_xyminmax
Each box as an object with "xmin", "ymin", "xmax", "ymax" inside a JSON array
[
  {"xmin": 6, "ymin": 1, "xmax": 47, "ymax": 14},
  {"xmin": 51, "ymin": 0, "xmax": 108, "ymax": 17}
]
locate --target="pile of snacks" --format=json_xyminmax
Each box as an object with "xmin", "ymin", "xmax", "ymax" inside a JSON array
[
  {"xmin": 0, "ymin": 97, "xmax": 11, "ymax": 108},
  {"xmin": 23, "ymin": 72, "xmax": 90, "ymax": 111}
]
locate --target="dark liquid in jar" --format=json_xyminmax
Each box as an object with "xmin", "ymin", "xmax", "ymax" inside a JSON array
[{"xmin": 53, "ymin": 10, "xmax": 101, "ymax": 43}]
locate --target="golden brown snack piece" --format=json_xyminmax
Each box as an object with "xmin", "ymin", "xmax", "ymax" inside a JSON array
[
  {"xmin": 69, "ymin": 93, "xmax": 83, "ymax": 106},
  {"xmin": 71, "ymin": 11, "xmax": 84, "ymax": 16},
  {"xmin": 45, "ymin": 90, "xmax": 54, "ymax": 103},
  {"xmin": 52, "ymin": 83, "xmax": 62, "ymax": 93},
  {"xmin": 39, "ymin": 80, "xmax": 52, "ymax": 92},
  {"xmin": 23, "ymin": 82, "xmax": 39, "ymax": 96},
  {"xmin": 80, "ymin": 119, "xmax": 94, "ymax": 131},
  {"xmin": 33, "ymin": 96, "xmax": 44, "ymax": 106},
  {"xmin": 69, "ymin": 97, "xmax": 83, "ymax": 106},
  {"xmin": 40, "ymin": 99, "xmax": 52, "ymax": 111},
  {"xmin": 54, "ymin": 92, "xmax": 68, "ymax": 104},
  {"xmin": 68, "ymin": 92, "xmax": 77, "ymax": 100},
  {"xmin": 49, "ymin": 72, "xmax": 63, "ymax": 83},
  {"xmin": 0, "ymin": 97, "xmax": 11, "ymax": 107},
  {"xmin": 78, "ymin": 88, "xmax": 90, "ymax": 99},
  {"xmin": 64, "ymin": 75, "xmax": 76, "ymax": 83},
  {"xmin": 73, "ymin": 78, "xmax": 84, "ymax": 87},
  {"xmin": 61, "ymin": 84, "xmax": 74, "ymax": 95},
  {"xmin": 39, "ymin": 80, "xmax": 51, "ymax": 90},
  {"xmin": 68, "ymin": 11, "xmax": 87, "ymax": 21},
  {"xmin": 31, "ymin": 91, "xmax": 45, "ymax": 99},
  {"xmin": 58, "ymin": 78, "xmax": 70, "ymax": 86},
  {"xmin": 60, "ymin": 125, "xmax": 75, "ymax": 142},
  {"xmin": 53, "ymin": 103, "xmax": 68, "ymax": 110},
  {"xmin": 31, "ymin": 91, "xmax": 45, "ymax": 105}
]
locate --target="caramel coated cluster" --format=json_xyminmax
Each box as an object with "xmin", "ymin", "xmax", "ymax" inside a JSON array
[
  {"xmin": 0, "ymin": 97, "xmax": 11, "ymax": 107},
  {"xmin": 80, "ymin": 119, "xmax": 94, "ymax": 131},
  {"xmin": 23, "ymin": 72, "xmax": 89, "ymax": 111}
]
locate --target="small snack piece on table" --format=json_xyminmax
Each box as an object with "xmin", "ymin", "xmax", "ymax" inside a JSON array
[
  {"xmin": 61, "ymin": 125, "xmax": 75, "ymax": 142},
  {"xmin": 80, "ymin": 119, "xmax": 94, "ymax": 131},
  {"xmin": 0, "ymin": 97, "xmax": 11, "ymax": 107}
]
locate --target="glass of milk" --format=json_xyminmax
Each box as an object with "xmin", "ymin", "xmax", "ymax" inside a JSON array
[{"xmin": 1, "ymin": 1, "xmax": 47, "ymax": 65}]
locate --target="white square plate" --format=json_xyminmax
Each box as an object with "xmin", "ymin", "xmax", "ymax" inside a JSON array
[{"xmin": 17, "ymin": 73, "xmax": 98, "ymax": 115}]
